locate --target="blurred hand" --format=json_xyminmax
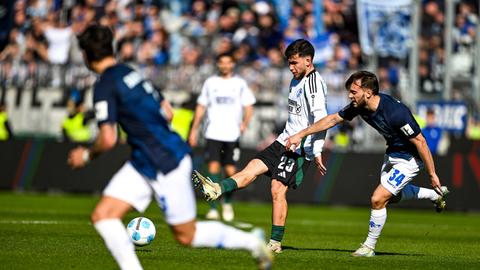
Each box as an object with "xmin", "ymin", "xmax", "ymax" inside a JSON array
[
  {"xmin": 240, "ymin": 122, "xmax": 247, "ymax": 133},
  {"xmin": 188, "ymin": 132, "xmax": 197, "ymax": 148},
  {"xmin": 314, "ymin": 155, "xmax": 327, "ymax": 176},
  {"xmin": 285, "ymin": 133, "xmax": 302, "ymax": 151},
  {"xmin": 430, "ymin": 174, "xmax": 442, "ymax": 195},
  {"xmin": 68, "ymin": 147, "xmax": 88, "ymax": 169}
]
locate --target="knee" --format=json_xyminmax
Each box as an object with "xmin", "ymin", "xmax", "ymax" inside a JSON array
[
  {"xmin": 370, "ymin": 195, "xmax": 387, "ymax": 209},
  {"xmin": 91, "ymin": 209, "xmax": 105, "ymax": 224},
  {"xmin": 271, "ymin": 185, "xmax": 287, "ymax": 202},
  {"xmin": 175, "ymin": 234, "xmax": 194, "ymax": 247}
]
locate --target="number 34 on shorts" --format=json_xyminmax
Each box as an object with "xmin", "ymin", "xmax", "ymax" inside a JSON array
[{"xmin": 388, "ymin": 169, "xmax": 406, "ymax": 187}]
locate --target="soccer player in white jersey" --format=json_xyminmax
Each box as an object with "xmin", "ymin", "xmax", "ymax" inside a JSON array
[
  {"xmin": 189, "ymin": 53, "xmax": 255, "ymax": 222},
  {"xmin": 67, "ymin": 25, "xmax": 272, "ymax": 270},
  {"xmin": 285, "ymin": 70, "xmax": 449, "ymax": 257},
  {"xmin": 193, "ymin": 39, "xmax": 328, "ymax": 253}
]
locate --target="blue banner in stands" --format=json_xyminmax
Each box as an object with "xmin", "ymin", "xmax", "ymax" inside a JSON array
[
  {"xmin": 357, "ymin": 0, "xmax": 413, "ymax": 58},
  {"xmin": 417, "ymin": 101, "xmax": 468, "ymax": 133}
]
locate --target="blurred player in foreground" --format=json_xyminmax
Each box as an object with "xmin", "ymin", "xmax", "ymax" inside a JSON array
[
  {"xmin": 193, "ymin": 39, "xmax": 328, "ymax": 253},
  {"xmin": 285, "ymin": 70, "xmax": 449, "ymax": 257},
  {"xmin": 67, "ymin": 25, "xmax": 272, "ymax": 270}
]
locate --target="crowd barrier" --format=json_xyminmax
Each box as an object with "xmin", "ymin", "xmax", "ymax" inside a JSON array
[{"xmin": 0, "ymin": 139, "xmax": 478, "ymax": 211}]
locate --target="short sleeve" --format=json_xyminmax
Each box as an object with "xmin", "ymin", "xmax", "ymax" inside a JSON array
[
  {"xmin": 304, "ymin": 73, "xmax": 327, "ymax": 114},
  {"xmin": 338, "ymin": 103, "xmax": 359, "ymax": 121},
  {"xmin": 240, "ymin": 80, "xmax": 256, "ymax": 106},
  {"xmin": 391, "ymin": 108, "xmax": 421, "ymax": 139},
  {"xmin": 197, "ymin": 79, "xmax": 209, "ymax": 106},
  {"xmin": 93, "ymin": 77, "xmax": 118, "ymax": 126}
]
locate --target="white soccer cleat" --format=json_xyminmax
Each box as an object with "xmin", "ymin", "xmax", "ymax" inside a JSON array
[
  {"xmin": 432, "ymin": 186, "xmax": 450, "ymax": 213},
  {"xmin": 251, "ymin": 228, "xmax": 274, "ymax": 270},
  {"xmin": 267, "ymin": 239, "xmax": 282, "ymax": 254},
  {"xmin": 192, "ymin": 170, "xmax": 221, "ymax": 201},
  {"xmin": 205, "ymin": 208, "xmax": 220, "ymax": 220},
  {"xmin": 222, "ymin": 203, "xmax": 235, "ymax": 222},
  {"xmin": 352, "ymin": 243, "xmax": 375, "ymax": 257}
]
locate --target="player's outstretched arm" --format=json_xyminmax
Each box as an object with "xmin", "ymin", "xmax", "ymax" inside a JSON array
[
  {"xmin": 285, "ymin": 113, "xmax": 343, "ymax": 151},
  {"xmin": 68, "ymin": 123, "xmax": 117, "ymax": 169},
  {"xmin": 410, "ymin": 133, "xmax": 443, "ymax": 194}
]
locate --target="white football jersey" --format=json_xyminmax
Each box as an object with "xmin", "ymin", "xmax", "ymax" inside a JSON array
[
  {"xmin": 277, "ymin": 70, "xmax": 328, "ymax": 160},
  {"xmin": 197, "ymin": 75, "xmax": 256, "ymax": 142}
]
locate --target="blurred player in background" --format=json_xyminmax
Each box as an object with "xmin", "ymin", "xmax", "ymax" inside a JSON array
[
  {"xmin": 68, "ymin": 25, "xmax": 272, "ymax": 270},
  {"xmin": 189, "ymin": 53, "xmax": 255, "ymax": 222},
  {"xmin": 285, "ymin": 70, "xmax": 449, "ymax": 257},
  {"xmin": 0, "ymin": 104, "xmax": 13, "ymax": 140},
  {"xmin": 193, "ymin": 39, "xmax": 328, "ymax": 253}
]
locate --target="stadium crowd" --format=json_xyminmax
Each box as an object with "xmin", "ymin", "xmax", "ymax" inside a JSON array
[{"xmin": 0, "ymin": 0, "xmax": 479, "ymax": 147}]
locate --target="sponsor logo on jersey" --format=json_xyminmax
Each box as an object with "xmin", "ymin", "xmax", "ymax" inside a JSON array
[
  {"xmin": 278, "ymin": 171, "xmax": 287, "ymax": 178},
  {"xmin": 216, "ymin": 96, "xmax": 235, "ymax": 104},
  {"xmin": 288, "ymin": 99, "xmax": 302, "ymax": 115},
  {"xmin": 400, "ymin": 124, "xmax": 414, "ymax": 136}
]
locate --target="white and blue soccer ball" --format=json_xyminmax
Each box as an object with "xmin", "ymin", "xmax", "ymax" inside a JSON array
[{"xmin": 126, "ymin": 217, "xmax": 156, "ymax": 246}]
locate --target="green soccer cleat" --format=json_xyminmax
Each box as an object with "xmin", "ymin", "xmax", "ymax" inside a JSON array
[
  {"xmin": 192, "ymin": 170, "xmax": 221, "ymax": 201},
  {"xmin": 433, "ymin": 186, "xmax": 450, "ymax": 213},
  {"xmin": 251, "ymin": 228, "xmax": 274, "ymax": 270},
  {"xmin": 352, "ymin": 243, "xmax": 375, "ymax": 257}
]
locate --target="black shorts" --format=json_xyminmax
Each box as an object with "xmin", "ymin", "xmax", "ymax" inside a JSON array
[
  {"xmin": 205, "ymin": 139, "xmax": 240, "ymax": 165},
  {"xmin": 255, "ymin": 141, "xmax": 311, "ymax": 189}
]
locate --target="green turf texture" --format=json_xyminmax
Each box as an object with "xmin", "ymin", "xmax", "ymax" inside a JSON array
[{"xmin": 1, "ymin": 192, "xmax": 479, "ymax": 270}]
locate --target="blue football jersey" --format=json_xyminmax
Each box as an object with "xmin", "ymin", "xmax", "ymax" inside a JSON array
[
  {"xmin": 338, "ymin": 93, "xmax": 421, "ymax": 159},
  {"xmin": 93, "ymin": 64, "xmax": 191, "ymax": 178}
]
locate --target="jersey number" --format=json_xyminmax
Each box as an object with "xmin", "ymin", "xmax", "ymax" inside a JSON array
[
  {"xmin": 278, "ymin": 156, "xmax": 295, "ymax": 172},
  {"xmin": 389, "ymin": 169, "xmax": 405, "ymax": 187}
]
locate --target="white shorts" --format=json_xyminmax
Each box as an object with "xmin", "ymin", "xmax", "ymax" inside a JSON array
[
  {"xmin": 380, "ymin": 155, "xmax": 423, "ymax": 196},
  {"xmin": 103, "ymin": 156, "xmax": 196, "ymax": 225}
]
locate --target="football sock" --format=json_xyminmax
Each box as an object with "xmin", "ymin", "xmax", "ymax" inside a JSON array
[
  {"xmin": 94, "ymin": 219, "xmax": 143, "ymax": 270},
  {"xmin": 207, "ymin": 172, "xmax": 222, "ymax": 209},
  {"xmin": 270, "ymin": 225, "xmax": 285, "ymax": 242},
  {"xmin": 219, "ymin": 178, "xmax": 238, "ymax": 193},
  {"xmin": 401, "ymin": 184, "xmax": 439, "ymax": 201},
  {"xmin": 223, "ymin": 191, "xmax": 233, "ymax": 203},
  {"xmin": 363, "ymin": 208, "xmax": 387, "ymax": 250},
  {"xmin": 192, "ymin": 221, "xmax": 258, "ymax": 252}
]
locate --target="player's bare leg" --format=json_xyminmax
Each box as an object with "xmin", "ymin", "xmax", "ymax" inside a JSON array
[
  {"xmin": 222, "ymin": 164, "xmax": 237, "ymax": 221},
  {"xmin": 92, "ymin": 196, "xmax": 143, "ymax": 270},
  {"xmin": 353, "ymin": 185, "xmax": 392, "ymax": 257},
  {"xmin": 193, "ymin": 159, "xmax": 268, "ymax": 200},
  {"xmin": 177, "ymin": 218, "xmax": 272, "ymax": 269},
  {"xmin": 268, "ymin": 179, "xmax": 288, "ymax": 254}
]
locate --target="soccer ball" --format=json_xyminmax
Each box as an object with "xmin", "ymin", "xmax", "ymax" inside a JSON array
[{"xmin": 126, "ymin": 217, "xmax": 156, "ymax": 246}]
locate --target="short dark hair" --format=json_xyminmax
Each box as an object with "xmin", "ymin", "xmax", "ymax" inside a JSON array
[
  {"xmin": 284, "ymin": 39, "xmax": 315, "ymax": 59},
  {"xmin": 216, "ymin": 52, "xmax": 235, "ymax": 63},
  {"xmin": 77, "ymin": 25, "xmax": 114, "ymax": 63},
  {"xmin": 345, "ymin": 70, "xmax": 379, "ymax": 95}
]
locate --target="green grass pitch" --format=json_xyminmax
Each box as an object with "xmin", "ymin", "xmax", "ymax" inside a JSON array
[{"xmin": 1, "ymin": 192, "xmax": 479, "ymax": 270}]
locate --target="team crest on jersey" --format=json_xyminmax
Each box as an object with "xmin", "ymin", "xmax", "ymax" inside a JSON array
[
  {"xmin": 288, "ymin": 99, "xmax": 302, "ymax": 115},
  {"xmin": 296, "ymin": 88, "xmax": 302, "ymax": 98}
]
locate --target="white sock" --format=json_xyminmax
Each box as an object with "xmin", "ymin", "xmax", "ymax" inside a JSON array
[
  {"xmin": 192, "ymin": 221, "xmax": 258, "ymax": 252},
  {"xmin": 363, "ymin": 208, "xmax": 387, "ymax": 250},
  {"xmin": 94, "ymin": 219, "xmax": 143, "ymax": 270},
  {"xmin": 401, "ymin": 184, "xmax": 439, "ymax": 201}
]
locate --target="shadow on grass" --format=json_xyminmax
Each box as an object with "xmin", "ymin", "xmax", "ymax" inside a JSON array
[{"xmin": 281, "ymin": 246, "xmax": 424, "ymax": 256}]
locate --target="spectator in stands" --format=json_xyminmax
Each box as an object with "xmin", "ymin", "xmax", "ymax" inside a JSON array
[
  {"xmin": 0, "ymin": 104, "xmax": 13, "ymax": 140},
  {"xmin": 62, "ymin": 92, "xmax": 94, "ymax": 143},
  {"xmin": 422, "ymin": 108, "xmax": 444, "ymax": 155}
]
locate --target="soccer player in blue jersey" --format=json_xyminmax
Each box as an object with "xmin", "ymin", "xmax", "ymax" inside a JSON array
[
  {"xmin": 285, "ymin": 70, "xmax": 449, "ymax": 257},
  {"xmin": 67, "ymin": 25, "xmax": 272, "ymax": 270}
]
